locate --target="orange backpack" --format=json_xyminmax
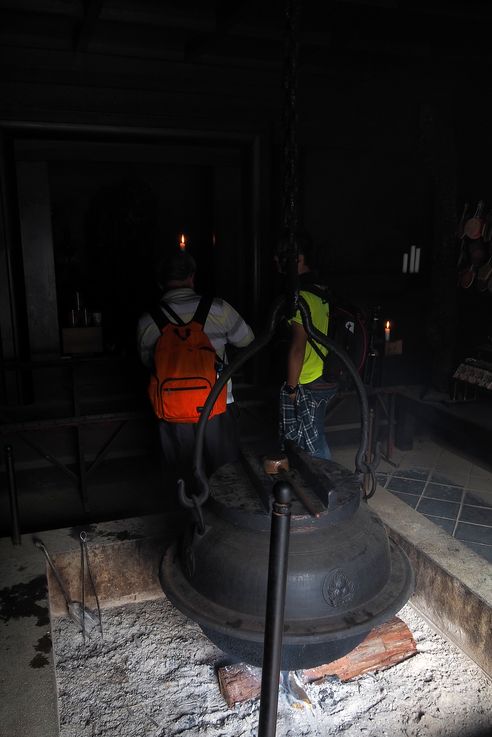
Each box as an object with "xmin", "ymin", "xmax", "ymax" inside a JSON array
[{"xmin": 147, "ymin": 296, "xmax": 227, "ymax": 423}]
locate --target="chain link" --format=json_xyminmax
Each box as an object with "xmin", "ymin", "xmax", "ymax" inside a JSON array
[{"xmin": 282, "ymin": 0, "xmax": 301, "ymax": 250}]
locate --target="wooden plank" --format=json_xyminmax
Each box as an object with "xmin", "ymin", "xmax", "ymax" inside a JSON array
[
  {"xmin": 74, "ymin": 0, "xmax": 104, "ymax": 53},
  {"xmin": 218, "ymin": 616, "xmax": 417, "ymax": 706}
]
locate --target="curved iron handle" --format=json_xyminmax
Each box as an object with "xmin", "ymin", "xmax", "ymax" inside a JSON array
[
  {"xmin": 297, "ymin": 295, "xmax": 370, "ymax": 475},
  {"xmin": 181, "ymin": 291, "xmax": 372, "ymax": 510},
  {"xmin": 179, "ymin": 296, "xmax": 287, "ymax": 509}
]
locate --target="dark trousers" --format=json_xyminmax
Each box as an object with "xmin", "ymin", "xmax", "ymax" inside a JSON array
[
  {"xmin": 302, "ymin": 378, "xmax": 339, "ymax": 460},
  {"xmin": 158, "ymin": 403, "xmax": 240, "ymax": 490}
]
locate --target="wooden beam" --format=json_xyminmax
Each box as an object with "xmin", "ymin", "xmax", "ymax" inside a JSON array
[
  {"xmin": 74, "ymin": 0, "xmax": 104, "ymax": 53},
  {"xmin": 335, "ymin": 0, "xmax": 492, "ymax": 22},
  {"xmin": 184, "ymin": 0, "xmax": 247, "ymax": 62}
]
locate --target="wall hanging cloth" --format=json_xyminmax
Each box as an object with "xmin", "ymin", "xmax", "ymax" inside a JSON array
[
  {"xmin": 457, "ymin": 200, "xmax": 492, "ymax": 291},
  {"xmin": 482, "ymin": 208, "xmax": 492, "ymax": 243},
  {"xmin": 463, "ymin": 200, "xmax": 485, "ymax": 239}
]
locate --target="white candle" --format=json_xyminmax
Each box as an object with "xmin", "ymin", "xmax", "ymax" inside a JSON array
[
  {"xmin": 385, "ymin": 321, "xmax": 391, "ymax": 342},
  {"xmin": 402, "ymin": 253, "xmax": 408, "ymax": 273},
  {"xmin": 414, "ymin": 247, "xmax": 421, "ymax": 273},
  {"xmin": 409, "ymin": 245, "xmax": 416, "ymax": 273}
]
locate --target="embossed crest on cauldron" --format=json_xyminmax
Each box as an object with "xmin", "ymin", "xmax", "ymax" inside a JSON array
[{"xmin": 322, "ymin": 568, "xmax": 355, "ymax": 608}]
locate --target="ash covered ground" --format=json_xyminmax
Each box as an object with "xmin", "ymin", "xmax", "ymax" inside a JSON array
[{"xmin": 52, "ymin": 599, "xmax": 491, "ymax": 737}]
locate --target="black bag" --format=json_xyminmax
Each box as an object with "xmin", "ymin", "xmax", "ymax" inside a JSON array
[{"xmin": 303, "ymin": 286, "xmax": 368, "ymax": 388}]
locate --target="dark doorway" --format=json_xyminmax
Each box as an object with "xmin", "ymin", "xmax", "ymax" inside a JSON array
[{"xmin": 27, "ymin": 137, "xmax": 256, "ymax": 358}]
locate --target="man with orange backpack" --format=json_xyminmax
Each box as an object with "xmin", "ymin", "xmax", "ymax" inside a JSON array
[{"xmin": 137, "ymin": 251, "xmax": 254, "ymax": 484}]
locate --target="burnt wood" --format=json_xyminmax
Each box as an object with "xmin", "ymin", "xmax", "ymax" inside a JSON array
[{"xmin": 217, "ymin": 616, "xmax": 417, "ymax": 706}]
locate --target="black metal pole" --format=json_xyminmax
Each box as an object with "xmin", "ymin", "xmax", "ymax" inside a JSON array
[
  {"xmin": 5, "ymin": 444, "xmax": 21, "ymax": 545},
  {"xmin": 258, "ymin": 481, "xmax": 292, "ymax": 737}
]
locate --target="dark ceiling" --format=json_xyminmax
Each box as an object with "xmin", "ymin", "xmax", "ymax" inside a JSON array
[
  {"xmin": 1, "ymin": 1, "xmax": 492, "ymax": 144},
  {"xmin": 1, "ymin": 0, "xmax": 492, "ymax": 72}
]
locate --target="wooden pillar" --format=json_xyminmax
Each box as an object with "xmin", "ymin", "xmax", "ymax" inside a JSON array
[
  {"xmin": 212, "ymin": 163, "xmax": 245, "ymax": 312},
  {"xmin": 0, "ymin": 133, "xmax": 18, "ymax": 366},
  {"xmin": 16, "ymin": 161, "xmax": 60, "ymax": 358},
  {"xmin": 0, "ymin": 131, "xmax": 32, "ymax": 404}
]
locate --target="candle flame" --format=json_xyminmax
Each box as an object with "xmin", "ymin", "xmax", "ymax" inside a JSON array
[
  {"xmin": 385, "ymin": 321, "xmax": 390, "ymax": 329},
  {"xmin": 179, "ymin": 234, "xmax": 186, "ymax": 250}
]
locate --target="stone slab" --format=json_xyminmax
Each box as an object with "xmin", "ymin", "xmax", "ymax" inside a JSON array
[{"xmin": 369, "ymin": 487, "xmax": 492, "ymax": 678}]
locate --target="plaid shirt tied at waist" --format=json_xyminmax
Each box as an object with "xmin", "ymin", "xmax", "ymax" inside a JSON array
[{"xmin": 279, "ymin": 384, "xmax": 318, "ymax": 454}]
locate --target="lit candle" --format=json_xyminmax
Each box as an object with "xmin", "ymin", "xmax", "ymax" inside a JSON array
[
  {"xmin": 385, "ymin": 321, "xmax": 391, "ymax": 342},
  {"xmin": 179, "ymin": 234, "xmax": 186, "ymax": 250}
]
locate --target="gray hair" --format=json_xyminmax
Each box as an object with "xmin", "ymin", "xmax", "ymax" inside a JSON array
[{"xmin": 158, "ymin": 251, "xmax": 196, "ymax": 286}]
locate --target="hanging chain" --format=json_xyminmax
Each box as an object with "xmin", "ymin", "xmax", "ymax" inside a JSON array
[
  {"xmin": 281, "ymin": 0, "xmax": 301, "ymax": 316},
  {"xmin": 282, "ymin": 0, "xmax": 300, "ymax": 238}
]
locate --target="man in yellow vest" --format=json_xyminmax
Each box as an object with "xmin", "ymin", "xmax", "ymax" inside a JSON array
[{"xmin": 280, "ymin": 237, "xmax": 338, "ymax": 459}]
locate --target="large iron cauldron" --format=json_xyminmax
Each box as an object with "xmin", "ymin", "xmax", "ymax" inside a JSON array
[{"xmin": 160, "ymin": 445, "xmax": 413, "ymax": 671}]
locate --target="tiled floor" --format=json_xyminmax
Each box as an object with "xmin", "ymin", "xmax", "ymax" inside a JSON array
[{"xmin": 335, "ymin": 434, "xmax": 492, "ymax": 563}]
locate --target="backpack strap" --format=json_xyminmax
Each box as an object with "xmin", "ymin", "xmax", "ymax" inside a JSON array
[
  {"xmin": 297, "ymin": 292, "xmax": 331, "ymax": 376},
  {"xmin": 160, "ymin": 300, "xmax": 186, "ymax": 326},
  {"xmin": 308, "ymin": 335, "xmax": 326, "ymax": 361},
  {"xmin": 149, "ymin": 301, "xmax": 185, "ymax": 332},
  {"xmin": 192, "ymin": 295, "xmax": 224, "ymax": 367},
  {"xmin": 298, "ymin": 289, "xmax": 330, "ymax": 352},
  {"xmin": 302, "ymin": 284, "xmax": 330, "ymax": 304},
  {"xmin": 192, "ymin": 295, "xmax": 214, "ymax": 327},
  {"xmin": 149, "ymin": 307, "xmax": 169, "ymax": 332},
  {"xmin": 149, "ymin": 297, "xmax": 213, "ymax": 332}
]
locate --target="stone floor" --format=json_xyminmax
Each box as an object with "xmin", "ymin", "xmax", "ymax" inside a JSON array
[{"xmin": 336, "ymin": 434, "xmax": 492, "ymax": 564}]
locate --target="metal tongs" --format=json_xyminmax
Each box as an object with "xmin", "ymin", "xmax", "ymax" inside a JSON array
[
  {"xmin": 33, "ymin": 535, "xmax": 102, "ymax": 641},
  {"xmin": 79, "ymin": 530, "xmax": 103, "ymax": 642}
]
